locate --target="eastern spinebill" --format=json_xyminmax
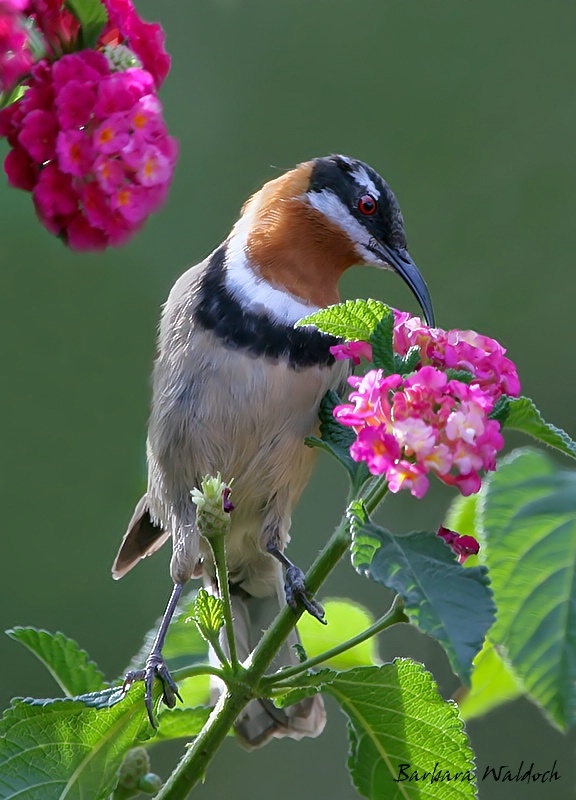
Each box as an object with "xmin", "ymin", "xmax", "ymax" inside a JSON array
[{"xmin": 112, "ymin": 154, "xmax": 435, "ymax": 746}]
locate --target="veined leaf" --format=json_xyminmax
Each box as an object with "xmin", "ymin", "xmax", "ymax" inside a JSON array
[
  {"xmin": 64, "ymin": 0, "xmax": 108, "ymax": 49},
  {"xmin": 369, "ymin": 307, "xmax": 395, "ymax": 373},
  {"xmin": 480, "ymin": 448, "xmax": 576, "ymax": 730},
  {"xmin": 505, "ymin": 396, "xmax": 576, "ymax": 460},
  {"xmin": 457, "ymin": 640, "xmax": 524, "ymax": 721},
  {"xmin": 191, "ymin": 588, "xmax": 224, "ymax": 644},
  {"xmin": 0, "ymin": 686, "xmax": 152, "ymax": 800},
  {"xmin": 279, "ymin": 660, "xmax": 475, "ymax": 799},
  {"xmin": 6, "ymin": 628, "xmax": 106, "ymax": 697},
  {"xmin": 156, "ymin": 706, "xmax": 212, "ymax": 741},
  {"xmin": 349, "ymin": 502, "xmax": 495, "ymax": 685},
  {"xmin": 297, "ymin": 598, "xmax": 381, "ymax": 670},
  {"xmin": 297, "ymin": 299, "xmax": 390, "ymax": 341}
]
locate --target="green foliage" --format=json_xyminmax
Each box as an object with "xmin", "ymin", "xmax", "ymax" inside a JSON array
[
  {"xmin": 458, "ymin": 640, "xmax": 523, "ymax": 721},
  {"xmin": 444, "ymin": 369, "xmax": 475, "ymax": 384},
  {"xmin": 277, "ymin": 660, "xmax": 476, "ymax": 799},
  {"xmin": 0, "ymin": 686, "xmax": 152, "ymax": 800},
  {"xmin": 6, "ymin": 628, "xmax": 106, "ymax": 696},
  {"xmin": 504, "ymin": 396, "xmax": 576, "ymax": 460},
  {"xmin": 305, "ymin": 390, "xmax": 370, "ymax": 493},
  {"xmin": 297, "ymin": 598, "xmax": 381, "ymax": 670},
  {"xmin": 190, "ymin": 589, "xmax": 225, "ymax": 645},
  {"xmin": 297, "ymin": 299, "xmax": 389, "ymax": 340},
  {"xmin": 480, "ymin": 448, "xmax": 576, "ymax": 730},
  {"xmin": 368, "ymin": 307, "xmax": 395, "ymax": 373},
  {"xmin": 64, "ymin": 0, "xmax": 108, "ymax": 49},
  {"xmin": 349, "ymin": 502, "xmax": 495, "ymax": 685},
  {"xmin": 156, "ymin": 707, "xmax": 212, "ymax": 741}
]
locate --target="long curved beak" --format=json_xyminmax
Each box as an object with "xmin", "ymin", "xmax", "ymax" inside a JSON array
[{"xmin": 375, "ymin": 243, "xmax": 435, "ymax": 327}]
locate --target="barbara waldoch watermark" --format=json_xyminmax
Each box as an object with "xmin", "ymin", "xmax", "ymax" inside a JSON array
[
  {"xmin": 393, "ymin": 760, "xmax": 561, "ymax": 785},
  {"xmin": 482, "ymin": 760, "xmax": 561, "ymax": 784},
  {"xmin": 393, "ymin": 764, "xmax": 474, "ymax": 784}
]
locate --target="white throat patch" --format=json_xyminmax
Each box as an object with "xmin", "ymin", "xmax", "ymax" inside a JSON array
[{"xmin": 224, "ymin": 212, "xmax": 319, "ymax": 326}]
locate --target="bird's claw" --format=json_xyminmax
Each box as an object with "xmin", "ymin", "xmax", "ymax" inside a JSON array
[
  {"xmin": 285, "ymin": 565, "xmax": 326, "ymax": 624},
  {"xmin": 123, "ymin": 653, "xmax": 182, "ymax": 728}
]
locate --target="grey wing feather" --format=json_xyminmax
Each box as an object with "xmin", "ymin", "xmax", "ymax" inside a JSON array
[{"xmin": 112, "ymin": 494, "xmax": 170, "ymax": 580}]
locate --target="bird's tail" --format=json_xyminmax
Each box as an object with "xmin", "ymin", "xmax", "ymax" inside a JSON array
[{"xmin": 205, "ymin": 567, "xmax": 326, "ymax": 748}]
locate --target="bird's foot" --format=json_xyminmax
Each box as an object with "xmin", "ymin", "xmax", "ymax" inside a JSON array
[
  {"xmin": 285, "ymin": 565, "xmax": 326, "ymax": 624},
  {"xmin": 123, "ymin": 652, "xmax": 182, "ymax": 728}
]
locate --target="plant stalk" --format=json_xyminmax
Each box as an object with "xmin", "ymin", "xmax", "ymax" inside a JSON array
[{"xmin": 155, "ymin": 477, "xmax": 388, "ymax": 800}]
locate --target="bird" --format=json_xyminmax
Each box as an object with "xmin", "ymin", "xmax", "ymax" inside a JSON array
[{"xmin": 112, "ymin": 154, "xmax": 435, "ymax": 746}]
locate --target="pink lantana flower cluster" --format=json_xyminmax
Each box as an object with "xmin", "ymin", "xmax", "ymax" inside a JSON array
[
  {"xmin": 331, "ymin": 312, "xmax": 520, "ymax": 498},
  {"xmin": 0, "ymin": 0, "xmax": 34, "ymax": 92},
  {"xmin": 0, "ymin": 0, "xmax": 176, "ymax": 250}
]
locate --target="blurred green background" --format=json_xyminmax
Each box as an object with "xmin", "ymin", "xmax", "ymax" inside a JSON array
[{"xmin": 1, "ymin": 0, "xmax": 575, "ymax": 797}]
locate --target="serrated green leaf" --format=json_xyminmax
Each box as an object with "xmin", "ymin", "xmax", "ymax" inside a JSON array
[
  {"xmin": 489, "ymin": 394, "xmax": 511, "ymax": 425},
  {"xmin": 505, "ymin": 396, "xmax": 576, "ymax": 460},
  {"xmin": 6, "ymin": 628, "xmax": 106, "ymax": 697},
  {"xmin": 480, "ymin": 448, "xmax": 576, "ymax": 729},
  {"xmin": 64, "ymin": 0, "xmax": 108, "ymax": 49},
  {"xmin": 191, "ymin": 588, "xmax": 225, "ymax": 643},
  {"xmin": 457, "ymin": 639, "xmax": 524, "ymax": 721},
  {"xmin": 305, "ymin": 390, "xmax": 370, "ymax": 491},
  {"xmin": 156, "ymin": 706, "xmax": 212, "ymax": 740},
  {"xmin": 0, "ymin": 685, "xmax": 152, "ymax": 800},
  {"xmin": 297, "ymin": 299, "xmax": 390, "ymax": 340},
  {"xmin": 297, "ymin": 598, "xmax": 381, "ymax": 670},
  {"xmin": 393, "ymin": 346, "xmax": 422, "ymax": 376},
  {"xmin": 327, "ymin": 661, "xmax": 476, "ymax": 799},
  {"xmin": 445, "ymin": 369, "xmax": 475, "ymax": 384},
  {"xmin": 369, "ymin": 308, "xmax": 395, "ymax": 373},
  {"xmin": 349, "ymin": 502, "xmax": 495, "ymax": 685},
  {"xmin": 444, "ymin": 494, "xmax": 479, "ymax": 540}
]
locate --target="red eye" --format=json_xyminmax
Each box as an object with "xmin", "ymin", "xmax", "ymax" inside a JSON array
[{"xmin": 358, "ymin": 195, "xmax": 377, "ymax": 215}]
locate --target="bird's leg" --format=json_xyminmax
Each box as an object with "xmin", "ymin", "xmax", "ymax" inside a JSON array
[
  {"xmin": 123, "ymin": 581, "xmax": 184, "ymax": 727},
  {"xmin": 266, "ymin": 543, "xmax": 326, "ymax": 624}
]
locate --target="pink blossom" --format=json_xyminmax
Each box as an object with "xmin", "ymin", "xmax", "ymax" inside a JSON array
[
  {"xmin": 350, "ymin": 426, "xmax": 400, "ymax": 474},
  {"xmin": 437, "ymin": 527, "xmax": 480, "ymax": 563},
  {"xmin": 102, "ymin": 0, "xmax": 171, "ymax": 88},
  {"xmin": 4, "ymin": 144, "xmax": 36, "ymax": 189},
  {"xmin": 55, "ymin": 80, "xmax": 97, "ymax": 129},
  {"xmin": 1, "ymin": 48, "xmax": 177, "ymax": 250},
  {"xmin": 387, "ymin": 460, "xmax": 429, "ymax": 499},
  {"xmin": 335, "ymin": 365, "xmax": 507, "ymax": 498},
  {"xmin": 18, "ymin": 108, "xmax": 58, "ymax": 161},
  {"xmin": 0, "ymin": 1, "xmax": 34, "ymax": 92},
  {"xmin": 330, "ymin": 341, "xmax": 373, "ymax": 365},
  {"xmin": 56, "ymin": 128, "xmax": 94, "ymax": 176},
  {"xmin": 94, "ymin": 113, "xmax": 130, "ymax": 154}
]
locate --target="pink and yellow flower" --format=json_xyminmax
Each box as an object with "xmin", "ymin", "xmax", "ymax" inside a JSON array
[{"xmin": 333, "ymin": 315, "xmax": 518, "ymax": 498}]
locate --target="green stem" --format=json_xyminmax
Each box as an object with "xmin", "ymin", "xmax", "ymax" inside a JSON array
[
  {"xmin": 207, "ymin": 535, "xmax": 239, "ymax": 671},
  {"xmin": 155, "ymin": 478, "xmax": 388, "ymax": 800},
  {"xmin": 262, "ymin": 594, "xmax": 406, "ymax": 687},
  {"xmin": 171, "ymin": 663, "xmax": 228, "ymax": 684}
]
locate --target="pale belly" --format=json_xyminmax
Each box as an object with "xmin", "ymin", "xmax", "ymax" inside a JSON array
[{"xmin": 146, "ymin": 330, "xmax": 348, "ymax": 590}]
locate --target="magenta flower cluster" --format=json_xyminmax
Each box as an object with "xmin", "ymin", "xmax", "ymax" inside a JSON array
[
  {"xmin": 0, "ymin": 0, "xmax": 177, "ymax": 250},
  {"xmin": 0, "ymin": 0, "xmax": 34, "ymax": 92},
  {"xmin": 331, "ymin": 311, "xmax": 520, "ymax": 498}
]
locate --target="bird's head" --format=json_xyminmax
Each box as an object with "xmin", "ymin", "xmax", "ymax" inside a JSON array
[{"xmin": 226, "ymin": 154, "xmax": 435, "ymax": 326}]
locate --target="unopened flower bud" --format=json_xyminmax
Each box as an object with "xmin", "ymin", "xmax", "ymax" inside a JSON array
[{"xmin": 191, "ymin": 473, "xmax": 233, "ymax": 541}]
